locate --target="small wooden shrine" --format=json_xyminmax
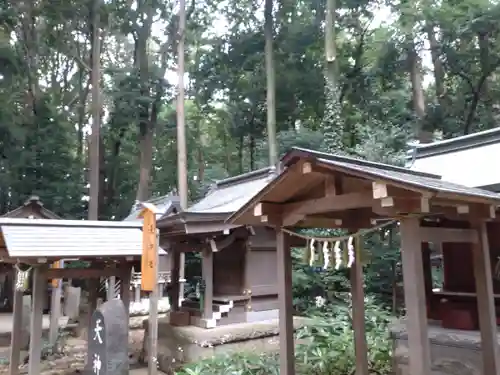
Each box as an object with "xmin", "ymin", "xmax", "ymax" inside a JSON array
[
  {"xmin": 0, "ymin": 196, "xmax": 61, "ymax": 312},
  {"xmin": 227, "ymin": 147, "xmax": 500, "ymax": 375},
  {"xmin": 157, "ymin": 167, "xmax": 304, "ymax": 328},
  {"xmin": 411, "ymin": 128, "xmax": 500, "ymax": 331},
  {"xmin": 0, "ymin": 217, "xmax": 153, "ymax": 375}
]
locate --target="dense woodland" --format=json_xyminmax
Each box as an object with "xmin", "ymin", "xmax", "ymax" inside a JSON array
[
  {"xmin": 0, "ymin": 0, "xmax": 493, "ymax": 373},
  {"xmin": 1, "ymin": 0, "xmax": 499, "ymax": 220}
]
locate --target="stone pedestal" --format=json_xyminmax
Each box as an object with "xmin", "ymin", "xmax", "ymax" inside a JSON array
[
  {"xmin": 142, "ymin": 316, "xmax": 309, "ymax": 372},
  {"xmin": 391, "ymin": 318, "xmax": 494, "ymax": 375}
]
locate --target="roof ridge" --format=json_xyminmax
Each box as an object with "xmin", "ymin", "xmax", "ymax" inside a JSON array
[
  {"xmin": 215, "ymin": 167, "xmax": 276, "ymax": 188},
  {"xmin": 287, "ymin": 147, "xmax": 440, "ymax": 179}
]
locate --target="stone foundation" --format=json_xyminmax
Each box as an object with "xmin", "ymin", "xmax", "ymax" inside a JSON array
[
  {"xmin": 391, "ymin": 318, "xmax": 497, "ymax": 375},
  {"xmin": 142, "ymin": 316, "xmax": 309, "ymax": 372}
]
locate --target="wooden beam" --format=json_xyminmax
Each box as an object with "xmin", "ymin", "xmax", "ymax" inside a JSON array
[
  {"xmin": 46, "ymin": 267, "xmax": 121, "ymax": 279},
  {"xmin": 324, "ymin": 176, "xmax": 337, "ymax": 196},
  {"xmin": 276, "ymin": 227, "xmax": 295, "ymax": 375},
  {"xmin": 283, "ymin": 192, "xmax": 374, "ymax": 219},
  {"xmin": 372, "ymin": 181, "xmax": 423, "ymax": 199},
  {"xmin": 431, "ymin": 202, "xmax": 496, "ymax": 220},
  {"xmin": 419, "ymin": 227, "xmax": 478, "ymax": 243},
  {"xmin": 291, "ymin": 215, "xmax": 374, "ymax": 229},
  {"xmin": 472, "ymin": 221, "xmax": 500, "ymax": 374},
  {"xmin": 254, "ymin": 202, "xmax": 280, "ymax": 217},
  {"xmin": 378, "ymin": 196, "xmax": 430, "ymax": 213},
  {"xmin": 399, "ymin": 217, "xmax": 432, "ymax": 375}
]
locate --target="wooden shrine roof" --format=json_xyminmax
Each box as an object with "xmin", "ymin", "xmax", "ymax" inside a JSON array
[
  {"xmin": 123, "ymin": 192, "xmax": 180, "ymax": 221},
  {"xmin": 0, "ymin": 218, "xmax": 166, "ymax": 262},
  {"xmin": 1, "ymin": 195, "xmax": 62, "ymax": 219},
  {"xmin": 157, "ymin": 167, "xmax": 276, "ymax": 235},
  {"xmin": 228, "ymin": 147, "xmax": 500, "ymax": 229}
]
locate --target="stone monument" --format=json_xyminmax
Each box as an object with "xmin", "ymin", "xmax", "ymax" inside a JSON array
[{"xmin": 87, "ymin": 299, "xmax": 129, "ymax": 375}]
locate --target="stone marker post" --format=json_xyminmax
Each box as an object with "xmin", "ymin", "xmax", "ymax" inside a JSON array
[{"xmin": 87, "ymin": 299, "xmax": 129, "ymax": 375}]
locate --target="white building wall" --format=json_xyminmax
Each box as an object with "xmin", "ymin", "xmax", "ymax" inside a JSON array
[{"xmin": 411, "ymin": 142, "xmax": 500, "ymax": 188}]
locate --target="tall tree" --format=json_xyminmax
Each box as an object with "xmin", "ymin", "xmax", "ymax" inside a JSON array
[
  {"xmin": 177, "ymin": 0, "xmax": 188, "ymax": 208},
  {"xmin": 264, "ymin": 0, "xmax": 278, "ymax": 166},
  {"xmin": 88, "ymin": 0, "xmax": 101, "ymax": 220}
]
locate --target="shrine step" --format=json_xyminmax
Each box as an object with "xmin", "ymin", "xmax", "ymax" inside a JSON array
[{"xmin": 182, "ymin": 299, "xmax": 234, "ymax": 313}]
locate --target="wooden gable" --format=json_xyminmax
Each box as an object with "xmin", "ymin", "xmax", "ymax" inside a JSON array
[{"xmin": 1, "ymin": 196, "xmax": 62, "ymax": 219}]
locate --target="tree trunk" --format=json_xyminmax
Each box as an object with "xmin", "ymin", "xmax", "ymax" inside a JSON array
[
  {"xmin": 321, "ymin": 0, "xmax": 344, "ymax": 154},
  {"xmin": 407, "ymin": 43, "xmax": 427, "ymax": 141},
  {"xmin": 134, "ymin": 0, "xmax": 155, "ymax": 203},
  {"xmin": 426, "ymin": 23, "xmax": 446, "ymax": 110},
  {"xmin": 88, "ymin": 0, "xmax": 101, "ymax": 220},
  {"xmin": 176, "ymin": 0, "xmax": 188, "ymax": 209},
  {"xmin": 325, "ymin": 0, "xmax": 337, "ymax": 89},
  {"xmin": 264, "ymin": 0, "xmax": 278, "ymax": 166}
]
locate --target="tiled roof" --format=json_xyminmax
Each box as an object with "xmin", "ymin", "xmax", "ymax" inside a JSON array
[
  {"xmin": 187, "ymin": 167, "xmax": 276, "ymax": 214},
  {"xmin": 285, "ymin": 148, "xmax": 500, "ymax": 202}
]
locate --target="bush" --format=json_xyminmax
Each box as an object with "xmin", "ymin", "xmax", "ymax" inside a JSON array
[{"xmin": 175, "ymin": 295, "xmax": 393, "ymax": 375}]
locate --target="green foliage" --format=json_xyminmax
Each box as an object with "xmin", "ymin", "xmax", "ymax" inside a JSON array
[{"xmin": 175, "ymin": 297, "xmax": 393, "ymax": 375}]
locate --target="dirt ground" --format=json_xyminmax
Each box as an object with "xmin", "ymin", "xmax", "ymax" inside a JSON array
[{"xmin": 0, "ymin": 329, "xmax": 145, "ymax": 375}]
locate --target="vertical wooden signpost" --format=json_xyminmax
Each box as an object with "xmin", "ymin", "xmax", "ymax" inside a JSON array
[
  {"xmin": 138, "ymin": 203, "xmax": 159, "ymax": 375},
  {"xmin": 49, "ymin": 260, "xmax": 64, "ymax": 347}
]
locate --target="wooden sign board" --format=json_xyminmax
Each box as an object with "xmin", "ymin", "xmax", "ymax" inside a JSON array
[
  {"xmin": 51, "ymin": 261, "xmax": 60, "ymax": 288},
  {"xmin": 139, "ymin": 204, "xmax": 158, "ymax": 292}
]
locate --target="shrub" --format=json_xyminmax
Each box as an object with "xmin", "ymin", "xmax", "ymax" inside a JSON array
[{"xmin": 175, "ymin": 295, "xmax": 393, "ymax": 375}]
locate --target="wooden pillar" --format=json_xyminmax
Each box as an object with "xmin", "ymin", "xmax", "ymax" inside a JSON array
[
  {"xmin": 422, "ymin": 243, "xmax": 434, "ymax": 316},
  {"xmin": 49, "ymin": 260, "xmax": 64, "ymax": 348},
  {"xmin": 147, "ymin": 229, "xmax": 160, "ymax": 375},
  {"xmin": 472, "ymin": 221, "xmax": 500, "ymax": 374},
  {"xmin": 135, "ymin": 284, "xmax": 141, "ymax": 302},
  {"xmin": 9, "ymin": 288, "xmax": 24, "ymax": 375},
  {"xmin": 179, "ymin": 252, "xmax": 186, "ymax": 304},
  {"xmin": 120, "ymin": 263, "xmax": 131, "ymax": 320},
  {"xmin": 28, "ymin": 266, "xmax": 46, "ymax": 375},
  {"xmin": 400, "ymin": 217, "xmax": 431, "ymax": 375},
  {"xmin": 202, "ymin": 247, "xmax": 213, "ymax": 319},
  {"xmin": 48, "ymin": 277, "xmax": 62, "ymax": 347},
  {"xmin": 170, "ymin": 250, "xmax": 181, "ymax": 311},
  {"xmin": 107, "ymin": 276, "xmax": 116, "ymax": 300},
  {"xmin": 276, "ymin": 229, "xmax": 295, "ymax": 375},
  {"xmin": 350, "ymin": 237, "xmax": 369, "ymax": 375}
]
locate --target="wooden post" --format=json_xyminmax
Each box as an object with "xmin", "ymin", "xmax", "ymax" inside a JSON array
[
  {"xmin": 148, "ymin": 229, "xmax": 160, "ymax": 375},
  {"xmin": 472, "ymin": 221, "xmax": 500, "ymax": 374},
  {"xmin": 135, "ymin": 284, "xmax": 141, "ymax": 302},
  {"xmin": 49, "ymin": 279, "xmax": 62, "ymax": 347},
  {"xmin": 49, "ymin": 260, "xmax": 64, "ymax": 348},
  {"xmin": 107, "ymin": 276, "xmax": 116, "ymax": 300},
  {"xmin": 400, "ymin": 217, "xmax": 431, "ymax": 375},
  {"xmin": 422, "ymin": 243, "xmax": 433, "ymax": 315},
  {"xmin": 9, "ymin": 288, "xmax": 24, "ymax": 375},
  {"xmin": 170, "ymin": 250, "xmax": 181, "ymax": 311},
  {"xmin": 120, "ymin": 263, "xmax": 131, "ymax": 320},
  {"xmin": 350, "ymin": 237, "xmax": 369, "ymax": 375},
  {"xmin": 28, "ymin": 266, "xmax": 46, "ymax": 375},
  {"xmin": 202, "ymin": 247, "xmax": 213, "ymax": 319},
  {"xmin": 276, "ymin": 229, "xmax": 295, "ymax": 375}
]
